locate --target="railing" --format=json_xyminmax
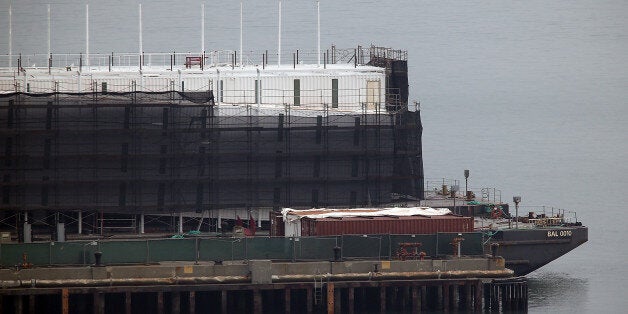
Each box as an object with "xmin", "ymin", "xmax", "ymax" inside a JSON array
[{"xmin": 0, "ymin": 46, "xmax": 407, "ymax": 71}]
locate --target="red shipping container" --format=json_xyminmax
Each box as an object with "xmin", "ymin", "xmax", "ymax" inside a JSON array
[{"xmin": 299, "ymin": 215, "xmax": 472, "ymax": 236}]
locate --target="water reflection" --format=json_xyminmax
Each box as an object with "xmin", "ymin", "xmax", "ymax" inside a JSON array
[{"xmin": 527, "ymin": 271, "xmax": 588, "ymax": 312}]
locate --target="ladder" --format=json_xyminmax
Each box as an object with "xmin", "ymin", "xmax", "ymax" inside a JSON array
[{"xmin": 314, "ymin": 275, "xmax": 323, "ymax": 306}]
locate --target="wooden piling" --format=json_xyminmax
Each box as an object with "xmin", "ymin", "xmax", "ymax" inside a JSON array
[
  {"xmin": 379, "ymin": 286, "xmax": 387, "ymax": 313},
  {"xmin": 327, "ymin": 283, "xmax": 335, "ymax": 314},
  {"xmin": 156, "ymin": 292, "xmax": 164, "ymax": 314},
  {"xmin": 221, "ymin": 290, "xmax": 228, "ymax": 314},
  {"xmin": 188, "ymin": 291, "xmax": 195, "ymax": 314},
  {"xmin": 172, "ymin": 292, "xmax": 180, "ymax": 314},
  {"xmin": 253, "ymin": 290, "xmax": 262, "ymax": 314},
  {"xmin": 348, "ymin": 287, "xmax": 355, "ymax": 314},
  {"xmin": 474, "ymin": 281, "xmax": 483, "ymax": 311},
  {"xmin": 93, "ymin": 292, "xmax": 104, "ymax": 314},
  {"xmin": 442, "ymin": 283, "xmax": 450, "ymax": 311},
  {"xmin": 16, "ymin": 296, "xmax": 23, "ymax": 314},
  {"xmin": 284, "ymin": 288, "xmax": 291, "ymax": 314},
  {"xmin": 411, "ymin": 286, "xmax": 419, "ymax": 314},
  {"xmin": 28, "ymin": 295, "xmax": 35, "ymax": 314},
  {"xmin": 125, "ymin": 292, "xmax": 132, "ymax": 314},
  {"xmin": 334, "ymin": 287, "xmax": 341, "ymax": 314},
  {"xmin": 61, "ymin": 289, "xmax": 69, "ymax": 314},
  {"xmin": 306, "ymin": 287, "xmax": 313, "ymax": 314}
]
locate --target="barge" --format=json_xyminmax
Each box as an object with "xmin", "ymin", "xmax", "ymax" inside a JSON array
[{"xmin": 0, "ymin": 45, "xmax": 586, "ymax": 277}]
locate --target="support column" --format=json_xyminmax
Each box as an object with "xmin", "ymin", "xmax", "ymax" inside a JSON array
[
  {"xmin": 474, "ymin": 281, "xmax": 483, "ymax": 311},
  {"xmin": 443, "ymin": 283, "xmax": 449, "ymax": 311},
  {"xmin": 465, "ymin": 283, "xmax": 473, "ymax": 310},
  {"xmin": 411, "ymin": 286, "xmax": 419, "ymax": 314},
  {"xmin": 436, "ymin": 285, "xmax": 443, "ymax": 310},
  {"xmin": 379, "ymin": 286, "xmax": 386, "ymax": 313},
  {"xmin": 348, "ymin": 288, "xmax": 355, "ymax": 314},
  {"xmin": 61, "ymin": 289, "xmax": 69, "ymax": 314},
  {"xmin": 178, "ymin": 212, "xmax": 183, "ymax": 234},
  {"xmin": 284, "ymin": 288, "xmax": 291, "ymax": 314},
  {"xmin": 451, "ymin": 284, "xmax": 459, "ymax": 310},
  {"xmin": 78, "ymin": 211, "xmax": 82, "ymax": 234},
  {"xmin": 221, "ymin": 290, "xmax": 228, "ymax": 314},
  {"xmin": 253, "ymin": 290, "xmax": 262, "ymax": 314},
  {"xmin": 139, "ymin": 214, "xmax": 145, "ymax": 234},
  {"xmin": 125, "ymin": 292, "xmax": 132, "ymax": 314},
  {"xmin": 157, "ymin": 292, "xmax": 164, "ymax": 314},
  {"xmin": 420, "ymin": 286, "xmax": 427, "ymax": 311},
  {"xmin": 15, "ymin": 296, "xmax": 23, "ymax": 314},
  {"xmin": 334, "ymin": 287, "xmax": 341, "ymax": 314},
  {"xmin": 93, "ymin": 292, "xmax": 104, "ymax": 314},
  {"xmin": 327, "ymin": 282, "xmax": 335, "ymax": 314},
  {"xmin": 306, "ymin": 287, "xmax": 313, "ymax": 314},
  {"xmin": 171, "ymin": 292, "xmax": 180, "ymax": 314},
  {"xmin": 29, "ymin": 295, "xmax": 35, "ymax": 314},
  {"xmin": 189, "ymin": 291, "xmax": 195, "ymax": 314}
]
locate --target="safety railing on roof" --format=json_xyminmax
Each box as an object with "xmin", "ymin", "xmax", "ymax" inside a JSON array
[{"xmin": 0, "ymin": 46, "xmax": 407, "ymax": 71}]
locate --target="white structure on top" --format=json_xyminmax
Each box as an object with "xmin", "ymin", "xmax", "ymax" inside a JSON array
[{"xmin": 0, "ymin": 53, "xmax": 388, "ymax": 113}]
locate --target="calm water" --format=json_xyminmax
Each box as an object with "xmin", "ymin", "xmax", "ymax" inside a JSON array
[{"xmin": 1, "ymin": 0, "xmax": 627, "ymax": 312}]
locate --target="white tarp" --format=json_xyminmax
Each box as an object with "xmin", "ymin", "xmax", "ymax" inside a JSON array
[{"xmin": 281, "ymin": 206, "xmax": 452, "ymax": 223}]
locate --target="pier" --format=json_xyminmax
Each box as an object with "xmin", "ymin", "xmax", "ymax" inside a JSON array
[{"xmin": 0, "ymin": 258, "xmax": 526, "ymax": 313}]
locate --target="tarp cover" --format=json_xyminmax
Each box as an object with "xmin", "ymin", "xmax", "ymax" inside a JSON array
[{"xmin": 282, "ymin": 207, "xmax": 452, "ymax": 222}]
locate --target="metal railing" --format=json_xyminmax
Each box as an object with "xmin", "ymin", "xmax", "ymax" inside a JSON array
[{"xmin": 0, "ymin": 46, "xmax": 407, "ymax": 71}]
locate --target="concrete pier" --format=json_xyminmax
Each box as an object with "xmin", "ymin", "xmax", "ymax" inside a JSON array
[{"xmin": 0, "ymin": 258, "xmax": 526, "ymax": 313}]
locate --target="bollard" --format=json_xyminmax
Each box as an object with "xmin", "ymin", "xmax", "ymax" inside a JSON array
[{"xmin": 94, "ymin": 251, "xmax": 103, "ymax": 266}]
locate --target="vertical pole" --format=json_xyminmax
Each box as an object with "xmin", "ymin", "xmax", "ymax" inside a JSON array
[
  {"xmin": 443, "ymin": 284, "xmax": 449, "ymax": 311},
  {"xmin": 157, "ymin": 291, "xmax": 164, "ymax": 314},
  {"xmin": 334, "ymin": 287, "xmax": 341, "ymax": 314},
  {"xmin": 171, "ymin": 292, "xmax": 180, "ymax": 314},
  {"xmin": 201, "ymin": 3, "xmax": 205, "ymax": 56},
  {"xmin": 327, "ymin": 282, "xmax": 335, "ymax": 314},
  {"xmin": 379, "ymin": 286, "xmax": 386, "ymax": 313},
  {"xmin": 221, "ymin": 290, "xmax": 228, "ymax": 314},
  {"xmin": 48, "ymin": 4, "xmax": 51, "ymax": 59},
  {"xmin": 8, "ymin": 1, "xmax": 12, "ymax": 69},
  {"xmin": 125, "ymin": 292, "xmax": 132, "ymax": 314},
  {"xmin": 253, "ymin": 290, "xmax": 262, "ymax": 314},
  {"xmin": 317, "ymin": 1, "xmax": 320, "ymax": 66},
  {"xmin": 348, "ymin": 288, "xmax": 355, "ymax": 314},
  {"xmin": 284, "ymin": 289, "xmax": 291, "ymax": 314},
  {"xmin": 178, "ymin": 212, "xmax": 183, "ymax": 234},
  {"xmin": 189, "ymin": 292, "xmax": 196, "ymax": 314},
  {"xmin": 277, "ymin": 0, "xmax": 282, "ymax": 66},
  {"xmin": 15, "ymin": 296, "xmax": 23, "ymax": 314},
  {"xmin": 85, "ymin": 4, "xmax": 89, "ymax": 67},
  {"xmin": 60, "ymin": 289, "xmax": 69, "ymax": 314},
  {"xmin": 139, "ymin": 213, "xmax": 145, "ymax": 234},
  {"xmin": 139, "ymin": 4, "xmax": 143, "ymax": 68},
  {"xmin": 240, "ymin": 0, "xmax": 243, "ymax": 67},
  {"xmin": 78, "ymin": 211, "xmax": 82, "ymax": 234},
  {"xmin": 94, "ymin": 293, "xmax": 104, "ymax": 314},
  {"xmin": 411, "ymin": 286, "xmax": 419, "ymax": 314},
  {"xmin": 475, "ymin": 281, "xmax": 483, "ymax": 311},
  {"xmin": 306, "ymin": 288, "xmax": 313, "ymax": 313},
  {"xmin": 29, "ymin": 295, "xmax": 35, "ymax": 314}
]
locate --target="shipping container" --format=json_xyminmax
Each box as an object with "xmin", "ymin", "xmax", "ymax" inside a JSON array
[{"xmin": 296, "ymin": 215, "xmax": 472, "ymax": 237}]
